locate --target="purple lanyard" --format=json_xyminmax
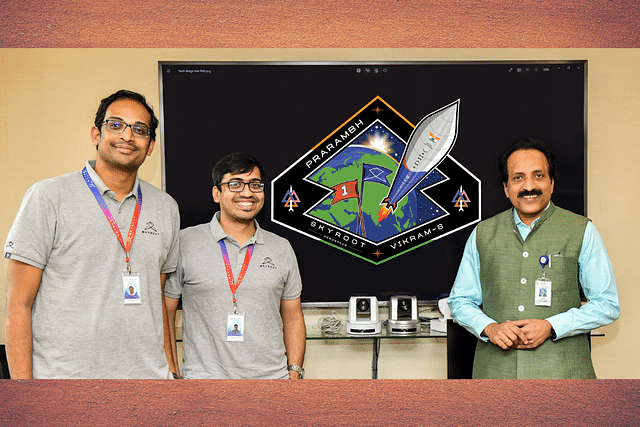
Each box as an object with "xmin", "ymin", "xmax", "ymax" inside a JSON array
[
  {"xmin": 82, "ymin": 167, "xmax": 142, "ymax": 274},
  {"xmin": 219, "ymin": 240, "xmax": 254, "ymax": 313}
]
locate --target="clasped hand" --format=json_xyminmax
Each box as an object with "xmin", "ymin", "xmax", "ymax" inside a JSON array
[{"xmin": 483, "ymin": 319, "xmax": 552, "ymax": 350}]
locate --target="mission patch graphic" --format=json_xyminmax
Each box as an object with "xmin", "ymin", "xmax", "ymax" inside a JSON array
[{"xmin": 272, "ymin": 97, "xmax": 481, "ymax": 264}]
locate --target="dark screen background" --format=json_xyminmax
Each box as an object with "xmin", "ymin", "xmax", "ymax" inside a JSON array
[{"xmin": 159, "ymin": 61, "xmax": 586, "ymax": 305}]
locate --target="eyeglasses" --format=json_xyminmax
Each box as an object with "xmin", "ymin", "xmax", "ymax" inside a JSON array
[
  {"xmin": 102, "ymin": 120, "xmax": 151, "ymax": 138},
  {"xmin": 219, "ymin": 181, "xmax": 265, "ymax": 193}
]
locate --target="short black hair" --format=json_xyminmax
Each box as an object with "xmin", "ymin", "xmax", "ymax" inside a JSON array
[
  {"xmin": 94, "ymin": 90, "xmax": 159, "ymax": 141},
  {"xmin": 212, "ymin": 153, "xmax": 265, "ymax": 187},
  {"xmin": 498, "ymin": 138, "xmax": 556, "ymax": 184}
]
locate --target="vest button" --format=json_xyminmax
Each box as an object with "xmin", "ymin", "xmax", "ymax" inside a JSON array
[
  {"xmin": 522, "ymin": 251, "xmax": 529, "ymax": 258},
  {"xmin": 521, "ymin": 278, "xmax": 527, "ymax": 284},
  {"xmin": 518, "ymin": 305, "xmax": 525, "ymax": 312}
]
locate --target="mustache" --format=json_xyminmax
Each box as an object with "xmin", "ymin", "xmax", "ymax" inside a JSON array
[
  {"xmin": 518, "ymin": 189, "xmax": 543, "ymax": 198},
  {"xmin": 232, "ymin": 195, "xmax": 260, "ymax": 202}
]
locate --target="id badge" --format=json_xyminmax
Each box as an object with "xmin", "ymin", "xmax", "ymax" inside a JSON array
[
  {"xmin": 227, "ymin": 312, "xmax": 245, "ymax": 342},
  {"xmin": 123, "ymin": 272, "xmax": 141, "ymax": 305},
  {"xmin": 535, "ymin": 278, "xmax": 552, "ymax": 306}
]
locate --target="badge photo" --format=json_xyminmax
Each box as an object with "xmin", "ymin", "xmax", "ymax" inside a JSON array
[
  {"xmin": 123, "ymin": 273, "xmax": 141, "ymax": 305},
  {"xmin": 227, "ymin": 313, "xmax": 245, "ymax": 342},
  {"xmin": 535, "ymin": 278, "xmax": 552, "ymax": 307}
]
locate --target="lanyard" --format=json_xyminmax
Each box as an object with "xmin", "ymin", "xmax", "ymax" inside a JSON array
[
  {"xmin": 82, "ymin": 167, "xmax": 142, "ymax": 274},
  {"xmin": 219, "ymin": 240, "xmax": 254, "ymax": 314}
]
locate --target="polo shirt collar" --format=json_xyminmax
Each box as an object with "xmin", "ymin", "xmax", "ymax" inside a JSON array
[
  {"xmin": 209, "ymin": 211, "xmax": 264, "ymax": 247},
  {"xmin": 85, "ymin": 160, "xmax": 141, "ymax": 200}
]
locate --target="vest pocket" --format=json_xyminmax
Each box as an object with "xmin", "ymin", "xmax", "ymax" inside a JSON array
[{"xmin": 543, "ymin": 256, "xmax": 580, "ymax": 300}]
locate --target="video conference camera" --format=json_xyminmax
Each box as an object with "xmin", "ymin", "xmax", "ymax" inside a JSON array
[
  {"xmin": 346, "ymin": 296, "xmax": 382, "ymax": 335},
  {"xmin": 387, "ymin": 295, "xmax": 421, "ymax": 335}
]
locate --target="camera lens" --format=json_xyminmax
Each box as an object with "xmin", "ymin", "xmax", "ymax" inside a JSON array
[
  {"xmin": 399, "ymin": 298, "xmax": 411, "ymax": 312},
  {"xmin": 357, "ymin": 298, "xmax": 370, "ymax": 312},
  {"xmin": 397, "ymin": 298, "xmax": 412, "ymax": 319}
]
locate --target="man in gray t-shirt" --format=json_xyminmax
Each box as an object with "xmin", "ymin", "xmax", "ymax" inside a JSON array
[
  {"xmin": 4, "ymin": 90, "xmax": 180, "ymax": 379},
  {"xmin": 165, "ymin": 153, "xmax": 306, "ymax": 379}
]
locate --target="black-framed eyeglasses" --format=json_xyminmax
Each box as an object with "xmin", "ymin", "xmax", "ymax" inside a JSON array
[
  {"xmin": 219, "ymin": 181, "xmax": 265, "ymax": 193},
  {"xmin": 102, "ymin": 120, "xmax": 151, "ymax": 138}
]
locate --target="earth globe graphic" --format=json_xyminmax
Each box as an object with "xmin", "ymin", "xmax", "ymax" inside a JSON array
[{"xmin": 309, "ymin": 145, "xmax": 419, "ymax": 243}]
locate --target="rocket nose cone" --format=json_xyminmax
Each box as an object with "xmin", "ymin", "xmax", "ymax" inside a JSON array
[
  {"xmin": 404, "ymin": 100, "xmax": 460, "ymax": 173},
  {"xmin": 441, "ymin": 102, "xmax": 458, "ymax": 122},
  {"xmin": 432, "ymin": 101, "xmax": 459, "ymax": 137}
]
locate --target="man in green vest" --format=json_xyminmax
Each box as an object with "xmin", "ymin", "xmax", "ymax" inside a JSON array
[{"xmin": 448, "ymin": 138, "xmax": 620, "ymax": 379}]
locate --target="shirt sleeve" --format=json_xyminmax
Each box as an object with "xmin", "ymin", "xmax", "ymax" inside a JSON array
[
  {"xmin": 164, "ymin": 225, "xmax": 184, "ymax": 299},
  {"xmin": 4, "ymin": 182, "xmax": 56, "ymax": 269},
  {"xmin": 281, "ymin": 242, "xmax": 302, "ymax": 300},
  {"xmin": 545, "ymin": 222, "xmax": 620, "ymax": 339},
  {"xmin": 164, "ymin": 253, "xmax": 184, "ymax": 299},
  {"xmin": 447, "ymin": 227, "xmax": 496, "ymax": 340},
  {"xmin": 160, "ymin": 198, "xmax": 181, "ymax": 275}
]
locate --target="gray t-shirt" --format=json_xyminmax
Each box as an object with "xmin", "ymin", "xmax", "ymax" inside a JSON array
[
  {"xmin": 4, "ymin": 161, "xmax": 180, "ymax": 378},
  {"xmin": 165, "ymin": 212, "xmax": 302, "ymax": 379}
]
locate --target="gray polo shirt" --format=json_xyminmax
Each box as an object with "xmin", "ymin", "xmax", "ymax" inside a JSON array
[
  {"xmin": 165, "ymin": 212, "xmax": 302, "ymax": 379},
  {"xmin": 4, "ymin": 160, "xmax": 180, "ymax": 378}
]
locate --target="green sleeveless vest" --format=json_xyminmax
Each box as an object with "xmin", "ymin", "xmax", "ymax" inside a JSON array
[{"xmin": 473, "ymin": 202, "xmax": 596, "ymax": 379}]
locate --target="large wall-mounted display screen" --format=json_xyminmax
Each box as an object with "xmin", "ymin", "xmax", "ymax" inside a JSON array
[{"xmin": 159, "ymin": 61, "xmax": 586, "ymax": 306}]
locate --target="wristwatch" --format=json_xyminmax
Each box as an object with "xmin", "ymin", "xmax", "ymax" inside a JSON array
[
  {"xmin": 287, "ymin": 364, "xmax": 304, "ymax": 379},
  {"xmin": 550, "ymin": 327, "xmax": 557, "ymax": 340}
]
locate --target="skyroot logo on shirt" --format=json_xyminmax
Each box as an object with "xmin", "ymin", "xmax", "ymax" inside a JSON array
[
  {"xmin": 271, "ymin": 96, "xmax": 481, "ymax": 265},
  {"xmin": 4, "ymin": 241, "xmax": 14, "ymax": 258},
  {"xmin": 260, "ymin": 257, "xmax": 277, "ymax": 269},
  {"xmin": 142, "ymin": 221, "xmax": 159, "ymax": 236}
]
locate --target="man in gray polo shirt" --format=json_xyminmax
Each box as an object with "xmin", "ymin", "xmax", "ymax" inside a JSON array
[
  {"xmin": 4, "ymin": 90, "xmax": 180, "ymax": 379},
  {"xmin": 165, "ymin": 153, "xmax": 306, "ymax": 379}
]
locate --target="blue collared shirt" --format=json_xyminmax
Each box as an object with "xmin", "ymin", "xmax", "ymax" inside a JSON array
[{"xmin": 448, "ymin": 206, "xmax": 620, "ymax": 341}]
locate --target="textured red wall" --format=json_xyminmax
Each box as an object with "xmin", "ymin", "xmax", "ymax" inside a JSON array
[
  {"xmin": 1, "ymin": 380, "xmax": 639, "ymax": 425},
  {"xmin": 1, "ymin": 0, "xmax": 638, "ymax": 48}
]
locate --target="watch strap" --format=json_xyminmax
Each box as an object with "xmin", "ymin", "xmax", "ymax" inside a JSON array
[{"xmin": 287, "ymin": 364, "xmax": 304, "ymax": 379}]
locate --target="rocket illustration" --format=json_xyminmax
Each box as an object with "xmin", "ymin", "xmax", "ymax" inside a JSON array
[{"xmin": 379, "ymin": 100, "xmax": 460, "ymax": 221}]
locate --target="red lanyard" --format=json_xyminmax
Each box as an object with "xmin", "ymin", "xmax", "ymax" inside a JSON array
[
  {"xmin": 83, "ymin": 167, "xmax": 141, "ymax": 274},
  {"xmin": 219, "ymin": 240, "xmax": 254, "ymax": 313}
]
